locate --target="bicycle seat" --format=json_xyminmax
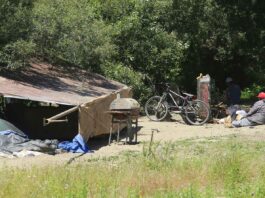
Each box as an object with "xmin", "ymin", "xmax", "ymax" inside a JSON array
[{"xmin": 183, "ymin": 92, "xmax": 194, "ymax": 97}]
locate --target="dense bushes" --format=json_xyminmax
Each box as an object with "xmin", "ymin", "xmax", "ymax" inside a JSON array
[
  {"xmin": 0, "ymin": 0, "xmax": 265, "ymax": 102},
  {"xmin": 0, "ymin": 40, "xmax": 36, "ymax": 69},
  {"xmin": 102, "ymin": 63, "xmax": 151, "ymax": 104},
  {"xmin": 31, "ymin": 0, "xmax": 116, "ymax": 72},
  {"xmin": 241, "ymin": 84, "xmax": 264, "ymax": 100},
  {"xmin": 0, "ymin": 0, "xmax": 34, "ymax": 69}
]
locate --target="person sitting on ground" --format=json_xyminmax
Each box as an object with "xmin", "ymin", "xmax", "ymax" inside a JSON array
[
  {"xmin": 232, "ymin": 92, "xmax": 265, "ymax": 127},
  {"xmin": 225, "ymin": 77, "xmax": 241, "ymax": 105}
]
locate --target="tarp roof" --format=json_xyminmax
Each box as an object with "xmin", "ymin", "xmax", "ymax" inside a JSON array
[{"xmin": 0, "ymin": 62, "xmax": 126, "ymax": 105}]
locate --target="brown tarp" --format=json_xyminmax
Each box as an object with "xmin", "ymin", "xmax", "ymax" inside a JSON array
[
  {"xmin": 0, "ymin": 62, "xmax": 132, "ymax": 139},
  {"xmin": 79, "ymin": 88, "xmax": 132, "ymax": 140},
  {"xmin": 0, "ymin": 62, "xmax": 126, "ymax": 105}
]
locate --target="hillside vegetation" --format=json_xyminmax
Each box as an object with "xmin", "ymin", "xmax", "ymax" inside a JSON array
[{"xmin": 1, "ymin": 0, "xmax": 265, "ymax": 102}]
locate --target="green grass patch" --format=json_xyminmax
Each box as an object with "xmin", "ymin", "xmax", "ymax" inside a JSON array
[{"xmin": 1, "ymin": 135, "xmax": 265, "ymax": 197}]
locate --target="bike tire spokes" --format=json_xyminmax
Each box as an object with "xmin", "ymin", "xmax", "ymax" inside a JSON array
[
  {"xmin": 184, "ymin": 100, "xmax": 210, "ymax": 125},
  {"xmin": 145, "ymin": 96, "xmax": 168, "ymax": 121}
]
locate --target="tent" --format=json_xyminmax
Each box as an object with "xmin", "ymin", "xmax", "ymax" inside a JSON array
[{"xmin": 0, "ymin": 62, "xmax": 131, "ymax": 141}]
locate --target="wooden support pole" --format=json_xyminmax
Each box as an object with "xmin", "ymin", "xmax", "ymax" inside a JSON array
[{"xmin": 43, "ymin": 105, "xmax": 79, "ymax": 126}]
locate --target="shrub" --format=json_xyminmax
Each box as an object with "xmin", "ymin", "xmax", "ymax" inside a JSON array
[
  {"xmin": 241, "ymin": 84, "xmax": 264, "ymax": 100},
  {"xmin": 0, "ymin": 40, "xmax": 36, "ymax": 69},
  {"xmin": 32, "ymin": 0, "xmax": 116, "ymax": 72},
  {"xmin": 102, "ymin": 63, "xmax": 152, "ymax": 104}
]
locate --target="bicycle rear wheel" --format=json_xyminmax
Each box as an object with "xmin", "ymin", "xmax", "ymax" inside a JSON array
[
  {"xmin": 184, "ymin": 100, "xmax": 210, "ymax": 125},
  {"xmin": 145, "ymin": 96, "xmax": 168, "ymax": 121}
]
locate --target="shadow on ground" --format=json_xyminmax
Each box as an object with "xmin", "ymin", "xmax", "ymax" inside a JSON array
[{"xmin": 87, "ymin": 126, "xmax": 143, "ymax": 151}]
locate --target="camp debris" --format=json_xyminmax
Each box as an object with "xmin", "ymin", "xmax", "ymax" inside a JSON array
[
  {"xmin": 0, "ymin": 119, "xmax": 58, "ymax": 157},
  {"xmin": 0, "ymin": 118, "xmax": 91, "ymax": 158}
]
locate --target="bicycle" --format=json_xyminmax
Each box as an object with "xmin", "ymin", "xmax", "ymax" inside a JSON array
[{"xmin": 145, "ymin": 83, "xmax": 210, "ymax": 125}]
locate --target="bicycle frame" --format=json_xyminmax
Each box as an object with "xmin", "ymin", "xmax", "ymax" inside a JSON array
[
  {"xmin": 160, "ymin": 89, "xmax": 189, "ymax": 113},
  {"xmin": 146, "ymin": 83, "xmax": 210, "ymax": 124}
]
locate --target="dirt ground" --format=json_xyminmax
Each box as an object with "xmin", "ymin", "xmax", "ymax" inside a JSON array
[{"xmin": 1, "ymin": 115, "xmax": 265, "ymax": 168}]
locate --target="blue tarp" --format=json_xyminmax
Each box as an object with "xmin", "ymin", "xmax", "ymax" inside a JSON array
[{"xmin": 58, "ymin": 134, "xmax": 90, "ymax": 153}]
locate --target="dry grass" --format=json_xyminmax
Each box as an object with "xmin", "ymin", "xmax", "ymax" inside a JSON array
[{"xmin": 1, "ymin": 135, "xmax": 265, "ymax": 197}]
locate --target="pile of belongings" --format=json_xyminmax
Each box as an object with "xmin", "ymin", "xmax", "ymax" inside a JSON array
[
  {"xmin": 218, "ymin": 105, "xmax": 247, "ymax": 127},
  {"xmin": 0, "ymin": 118, "xmax": 90, "ymax": 158},
  {"xmin": 0, "ymin": 118, "xmax": 59, "ymax": 158}
]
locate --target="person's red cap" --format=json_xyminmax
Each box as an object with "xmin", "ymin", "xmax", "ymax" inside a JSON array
[{"xmin": 257, "ymin": 92, "xmax": 265, "ymax": 99}]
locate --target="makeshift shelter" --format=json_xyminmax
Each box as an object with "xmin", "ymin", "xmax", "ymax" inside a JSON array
[{"xmin": 0, "ymin": 62, "xmax": 131, "ymax": 141}]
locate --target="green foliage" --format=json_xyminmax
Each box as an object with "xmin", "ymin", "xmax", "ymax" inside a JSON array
[
  {"xmin": 171, "ymin": 0, "xmax": 265, "ymax": 91},
  {"xmin": 0, "ymin": 0, "xmax": 34, "ymax": 46},
  {"xmin": 241, "ymin": 84, "xmax": 264, "ymax": 100},
  {"xmin": 0, "ymin": 0, "xmax": 35, "ymax": 69},
  {"xmin": 103, "ymin": 63, "xmax": 152, "ymax": 104},
  {"xmin": 113, "ymin": 1, "xmax": 185, "ymax": 84},
  {"xmin": 99, "ymin": 0, "xmax": 186, "ymax": 103},
  {"xmin": 96, "ymin": 0, "xmax": 137, "ymax": 23},
  {"xmin": 1, "ymin": 0, "xmax": 265, "ymax": 102},
  {"xmin": 0, "ymin": 96, "xmax": 6, "ymax": 118},
  {"xmin": 211, "ymin": 79, "xmax": 225, "ymax": 104},
  {"xmin": 31, "ymin": 0, "xmax": 115, "ymax": 72},
  {"xmin": 0, "ymin": 40, "xmax": 36, "ymax": 69}
]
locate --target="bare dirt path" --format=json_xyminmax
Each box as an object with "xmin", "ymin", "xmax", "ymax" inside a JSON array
[{"xmin": 1, "ymin": 115, "xmax": 265, "ymax": 168}]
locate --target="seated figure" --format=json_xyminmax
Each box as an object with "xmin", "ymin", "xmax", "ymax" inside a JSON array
[{"xmin": 232, "ymin": 92, "xmax": 265, "ymax": 127}]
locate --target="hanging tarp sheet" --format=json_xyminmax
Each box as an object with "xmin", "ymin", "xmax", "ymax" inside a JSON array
[{"xmin": 79, "ymin": 88, "xmax": 132, "ymax": 140}]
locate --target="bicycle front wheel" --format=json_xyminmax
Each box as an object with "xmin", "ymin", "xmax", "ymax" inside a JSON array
[
  {"xmin": 184, "ymin": 100, "xmax": 210, "ymax": 125},
  {"xmin": 145, "ymin": 96, "xmax": 168, "ymax": 121}
]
